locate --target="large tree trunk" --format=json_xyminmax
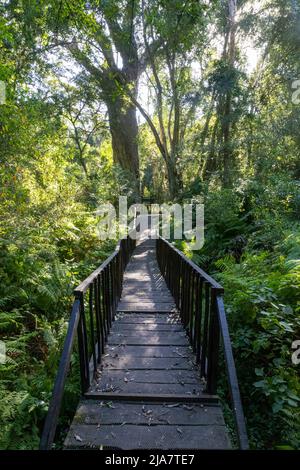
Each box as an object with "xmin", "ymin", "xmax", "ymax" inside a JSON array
[
  {"xmin": 222, "ymin": 0, "xmax": 237, "ymax": 188},
  {"xmin": 166, "ymin": 158, "xmax": 182, "ymax": 200},
  {"xmin": 106, "ymin": 96, "xmax": 140, "ymax": 192},
  {"xmin": 202, "ymin": 118, "xmax": 219, "ymax": 180},
  {"xmin": 222, "ymin": 92, "xmax": 233, "ymax": 187}
]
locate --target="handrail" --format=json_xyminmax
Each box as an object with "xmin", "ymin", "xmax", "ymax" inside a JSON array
[
  {"xmin": 74, "ymin": 237, "xmax": 124, "ymax": 294},
  {"xmin": 156, "ymin": 236, "xmax": 249, "ymax": 449},
  {"xmin": 40, "ymin": 300, "xmax": 80, "ymax": 450},
  {"xmin": 160, "ymin": 237, "xmax": 223, "ymax": 291},
  {"xmin": 216, "ymin": 296, "xmax": 249, "ymax": 450},
  {"xmin": 40, "ymin": 234, "xmax": 136, "ymax": 450}
]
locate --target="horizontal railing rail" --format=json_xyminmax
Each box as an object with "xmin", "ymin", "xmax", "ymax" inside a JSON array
[
  {"xmin": 156, "ymin": 236, "xmax": 249, "ymax": 450},
  {"xmin": 40, "ymin": 234, "xmax": 136, "ymax": 450}
]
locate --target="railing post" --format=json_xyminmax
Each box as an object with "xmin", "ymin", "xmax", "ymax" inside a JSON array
[
  {"xmin": 200, "ymin": 281, "xmax": 210, "ymax": 377},
  {"xmin": 76, "ymin": 292, "xmax": 90, "ymax": 394},
  {"xmin": 195, "ymin": 276, "xmax": 203, "ymax": 363},
  {"xmin": 101, "ymin": 270, "xmax": 108, "ymax": 339},
  {"xmin": 206, "ymin": 287, "xmax": 220, "ymax": 394},
  {"xmin": 192, "ymin": 273, "xmax": 199, "ymax": 352},
  {"xmin": 216, "ymin": 295, "xmax": 249, "ymax": 449},
  {"xmin": 88, "ymin": 284, "xmax": 97, "ymax": 377},
  {"xmin": 94, "ymin": 276, "xmax": 103, "ymax": 359}
]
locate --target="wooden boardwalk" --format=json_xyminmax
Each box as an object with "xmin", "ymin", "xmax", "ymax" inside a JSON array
[{"xmin": 64, "ymin": 236, "xmax": 231, "ymax": 450}]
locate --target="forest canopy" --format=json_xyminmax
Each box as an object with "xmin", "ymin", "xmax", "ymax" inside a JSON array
[{"xmin": 0, "ymin": 0, "xmax": 299, "ymax": 450}]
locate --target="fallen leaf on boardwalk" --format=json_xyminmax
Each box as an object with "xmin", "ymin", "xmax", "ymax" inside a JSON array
[
  {"xmin": 106, "ymin": 402, "xmax": 115, "ymax": 408},
  {"xmin": 175, "ymin": 351, "xmax": 185, "ymax": 357},
  {"xmin": 74, "ymin": 434, "xmax": 82, "ymax": 442},
  {"xmin": 157, "ymin": 417, "xmax": 169, "ymax": 424},
  {"xmin": 176, "ymin": 428, "xmax": 183, "ymax": 434},
  {"xmin": 183, "ymin": 405, "xmax": 194, "ymax": 411}
]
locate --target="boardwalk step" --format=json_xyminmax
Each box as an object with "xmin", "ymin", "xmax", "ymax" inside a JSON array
[
  {"xmin": 65, "ymin": 401, "xmax": 230, "ymax": 450},
  {"xmin": 107, "ymin": 336, "xmax": 187, "ymax": 346},
  {"xmin": 115, "ymin": 313, "xmax": 180, "ymax": 324},
  {"xmin": 73, "ymin": 401, "xmax": 224, "ymax": 425},
  {"xmin": 94, "ymin": 369, "xmax": 200, "ymax": 384},
  {"xmin": 117, "ymin": 305, "xmax": 177, "ymax": 312},
  {"xmin": 65, "ymin": 423, "xmax": 230, "ymax": 450},
  {"xmin": 111, "ymin": 324, "xmax": 183, "ymax": 332},
  {"xmin": 105, "ymin": 345, "xmax": 193, "ymax": 358},
  {"xmin": 101, "ymin": 357, "xmax": 194, "ymax": 369},
  {"xmin": 93, "ymin": 383, "xmax": 202, "ymax": 395},
  {"xmin": 84, "ymin": 392, "xmax": 217, "ymax": 402}
]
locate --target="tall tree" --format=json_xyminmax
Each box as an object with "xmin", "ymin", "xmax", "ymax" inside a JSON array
[
  {"xmin": 43, "ymin": 0, "xmax": 164, "ymax": 193},
  {"xmin": 201, "ymin": 0, "xmax": 245, "ymax": 186},
  {"xmin": 135, "ymin": 0, "xmax": 208, "ymax": 198}
]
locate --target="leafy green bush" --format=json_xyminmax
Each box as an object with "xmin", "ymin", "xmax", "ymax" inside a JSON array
[
  {"xmin": 215, "ymin": 227, "xmax": 300, "ymax": 449},
  {"xmin": 187, "ymin": 182, "xmax": 300, "ymax": 449}
]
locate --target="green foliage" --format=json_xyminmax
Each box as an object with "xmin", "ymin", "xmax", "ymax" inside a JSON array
[
  {"xmin": 0, "ymin": 25, "xmax": 119, "ymax": 447},
  {"xmin": 193, "ymin": 182, "xmax": 300, "ymax": 449}
]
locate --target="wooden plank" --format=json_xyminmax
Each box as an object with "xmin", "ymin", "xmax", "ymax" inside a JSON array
[
  {"xmin": 110, "ymin": 324, "xmax": 183, "ymax": 332},
  {"xmin": 101, "ymin": 357, "xmax": 195, "ymax": 370},
  {"xmin": 119, "ymin": 296, "xmax": 174, "ymax": 302},
  {"xmin": 114, "ymin": 314, "xmax": 180, "ymax": 324},
  {"xmin": 109, "ymin": 331, "xmax": 186, "ymax": 339},
  {"xmin": 94, "ymin": 369, "xmax": 200, "ymax": 384},
  {"xmin": 94, "ymin": 382, "xmax": 202, "ymax": 395},
  {"xmin": 118, "ymin": 301, "xmax": 176, "ymax": 307},
  {"xmin": 85, "ymin": 392, "xmax": 218, "ymax": 402},
  {"xmin": 105, "ymin": 345, "xmax": 192, "ymax": 358},
  {"xmin": 117, "ymin": 306, "xmax": 177, "ymax": 313},
  {"xmin": 64, "ymin": 423, "xmax": 230, "ymax": 449},
  {"xmin": 121, "ymin": 287, "xmax": 168, "ymax": 292},
  {"xmin": 121, "ymin": 281, "xmax": 170, "ymax": 285},
  {"xmin": 107, "ymin": 335, "xmax": 188, "ymax": 346},
  {"xmin": 120, "ymin": 291, "xmax": 173, "ymax": 296},
  {"xmin": 73, "ymin": 401, "xmax": 225, "ymax": 426}
]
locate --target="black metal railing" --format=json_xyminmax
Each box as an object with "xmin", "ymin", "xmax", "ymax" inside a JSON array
[
  {"xmin": 40, "ymin": 234, "xmax": 136, "ymax": 450},
  {"xmin": 156, "ymin": 236, "xmax": 249, "ymax": 450}
]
